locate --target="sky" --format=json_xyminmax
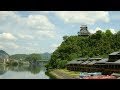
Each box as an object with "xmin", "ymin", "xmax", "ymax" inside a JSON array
[{"xmin": 0, "ymin": 11, "xmax": 120, "ymax": 55}]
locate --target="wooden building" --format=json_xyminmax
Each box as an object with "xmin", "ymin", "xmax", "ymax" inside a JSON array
[
  {"xmin": 108, "ymin": 52, "xmax": 120, "ymax": 62},
  {"xmin": 66, "ymin": 52, "xmax": 120, "ymax": 75}
]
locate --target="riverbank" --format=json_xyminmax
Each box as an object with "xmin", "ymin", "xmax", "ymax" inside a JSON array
[
  {"xmin": 47, "ymin": 69, "xmax": 80, "ymax": 79},
  {"xmin": 47, "ymin": 69, "xmax": 120, "ymax": 79}
]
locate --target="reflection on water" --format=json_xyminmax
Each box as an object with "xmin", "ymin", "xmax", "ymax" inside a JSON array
[{"xmin": 0, "ymin": 62, "xmax": 50, "ymax": 79}]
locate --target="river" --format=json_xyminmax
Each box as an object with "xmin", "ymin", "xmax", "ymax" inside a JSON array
[{"xmin": 0, "ymin": 62, "xmax": 50, "ymax": 79}]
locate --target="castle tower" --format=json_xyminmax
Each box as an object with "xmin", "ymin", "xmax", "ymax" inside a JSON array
[{"xmin": 78, "ymin": 25, "xmax": 90, "ymax": 36}]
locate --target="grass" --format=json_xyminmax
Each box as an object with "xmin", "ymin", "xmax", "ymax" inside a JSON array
[
  {"xmin": 58, "ymin": 69, "xmax": 80, "ymax": 76},
  {"xmin": 49, "ymin": 71, "xmax": 63, "ymax": 79},
  {"xmin": 48, "ymin": 69, "xmax": 80, "ymax": 79}
]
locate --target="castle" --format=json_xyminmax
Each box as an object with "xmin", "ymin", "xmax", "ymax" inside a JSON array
[{"xmin": 78, "ymin": 25, "xmax": 90, "ymax": 36}]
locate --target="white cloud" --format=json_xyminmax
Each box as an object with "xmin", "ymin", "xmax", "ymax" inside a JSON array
[
  {"xmin": 50, "ymin": 44, "xmax": 59, "ymax": 48},
  {"xmin": 89, "ymin": 27, "xmax": 116, "ymax": 34},
  {"xmin": 0, "ymin": 11, "xmax": 55, "ymax": 35},
  {"xmin": 49, "ymin": 44, "xmax": 60, "ymax": 52},
  {"xmin": 8, "ymin": 42, "xmax": 20, "ymax": 48},
  {"xmin": 54, "ymin": 11, "xmax": 110, "ymax": 25},
  {"xmin": 89, "ymin": 27, "xmax": 102, "ymax": 34},
  {"xmin": 28, "ymin": 11, "xmax": 50, "ymax": 15},
  {"xmin": 37, "ymin": 31, "xmax": 56, "ymax": 38},
  {"xmin": 0, "ymin": 11, "xmax": 20, "ymax": 24},
  {"xmin": 0, "ymin": 11, "xmax": 57, "ymax": 54},
  {"xmin": 26, "ymin": 15, "xmax": 55, "ymax": 30},
  {"xmin": 20, "ymin": 46, "xmax": 44, "ymax": 54},
  {"xmin": 18, "ymin": 34, "xmax": 34, "ymax": 40},
  {"xmin": 109, "ymin": 29, "xmax": 116, "ymax": 34},
  {"xmin": 110, "ymin": 13, "xmax": 120, "ymax": 21},
  {"xmin": 0, "ymin": 33, "xmax": 17, "ymax": 40},
  {"xmin": 23, "ymin": 47, "xmax": 36, "ymax": 51},
  {"xmin": 0, "ymin": 45, "xmax": 4, "ymax": 49},
  {"xmin": 0, "ymin": 11, "xmax": 17, "ymax": 19},
  {"xmin": 0, "ymin": 42, "xmax": 19, "ymax": 50}
]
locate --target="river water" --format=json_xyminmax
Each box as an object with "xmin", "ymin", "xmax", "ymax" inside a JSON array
[{"xmin": 0, "ymin": 62, "xmax": 50, "ymax": 79}]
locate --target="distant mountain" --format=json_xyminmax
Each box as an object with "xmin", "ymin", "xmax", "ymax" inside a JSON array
[
  {"xmin": 10, "ymin": 53, "xmax": 52, "ymax": 61},
  {"xmin": 40, "ymin": 52, "xmax": 52, "ymax": 61},
  {"xmin": 10, "ymin": 54, "xmax": 28, "ymax": 60},
  {"xmin": 0, "ymin": 50, "xmax": 9, "ymax": 60}
]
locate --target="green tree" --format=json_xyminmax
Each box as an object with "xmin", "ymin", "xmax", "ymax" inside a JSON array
[
  {"xmin": 46, "ymin": 29, "xmax": 120, "ymax": 69},
  {"xmin": 25, "ymin": 54, "xmax": 42, "ymax": 64},
  {"xmin": 105, "ymin": 30, "xmax": 113, "ymax": 37},
  {"xmin": 63, "ymin": 36, "xmax": 69, "ymax": 41},
  {"xmin": 95, "ymin": 30, "xmax": 103, "ymax": 40}
]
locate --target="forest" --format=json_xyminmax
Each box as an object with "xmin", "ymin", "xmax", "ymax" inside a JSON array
[
  {"xmin": 46, "ymin": 30, "xmax": 120, "ymax": 69},
  {"xmin": 10, "ymin": 53, "xmax": 51, "ymax": 61}
]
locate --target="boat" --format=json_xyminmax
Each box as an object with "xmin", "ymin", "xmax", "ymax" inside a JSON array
[{"xmin": 79, "ymin": 72, "xmax": 102, "ymax": 77}]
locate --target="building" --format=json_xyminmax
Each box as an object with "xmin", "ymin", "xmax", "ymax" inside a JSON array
[
  {"xmin": 66, "ymin": 51, "xmax": 120, "ymax": 75},
  {"xmin": 108, "ymin": 52, "xmax": 120, "ymax": 62},
  {"xmin": 78, "ymin": 25, "xmax": 90, "ymax": 36}
]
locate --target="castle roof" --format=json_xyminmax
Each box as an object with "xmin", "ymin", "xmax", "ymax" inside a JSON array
[{"xmin": 78, "ymin": 25, "xmax": 90, "ymax": 36}]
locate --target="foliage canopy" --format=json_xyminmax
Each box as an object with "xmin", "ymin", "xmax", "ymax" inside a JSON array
[{"xmin": 47, "ymin": 30, "xmax": 120, "ymax": 69}]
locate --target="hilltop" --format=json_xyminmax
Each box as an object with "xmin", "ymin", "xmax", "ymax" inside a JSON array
[
  {"xmin": 0, "ymin": 50, "xmax": 9, "ymax": 60},
  {"xmin": 41, "ymin": 52, "xmax": 51, "ymax": 61},
  {"xmin": 46, "ymin": 30, "xmax": 120, "ymax": 69}
]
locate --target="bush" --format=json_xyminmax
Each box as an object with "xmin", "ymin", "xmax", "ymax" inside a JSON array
[
  {"xmin": 56, "ymin": 60, "xmax": 68, "ymax": 69},
  {"xmin": 11, "ymin": 62, "xmax": 18, "ymax": 66},
  {"xmin": 18, "ymin": 62, "xmax": 23, "ymax": 65}
]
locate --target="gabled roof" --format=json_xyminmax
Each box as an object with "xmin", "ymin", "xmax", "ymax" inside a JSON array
[
  {"xmin": 79, "ymin": 58, "xmax": 88, "ymax": 61},
  {"xmin": 109, "ymin": 52, "xmax": 120, "ymax": 55},
  {"xmin": 67, "ymin": 58, "xmax": 88, "ymax": 65},
  {"xmin": 88, "ymin": 58, "xmax": 102, "ymax": 61},
  {"xmin": 81, "ymin": 60, "xmax": 91, "ymax": 65},
  {"xmin": 67, "ymin": 58, "xmax": 102, "ymax": 65},
  {"xmin": 114, "ymin": 59, "xmax": 120, "ymax": 63},
  {"xmin": 67, "ymin": 60, "xmax": 84, "ymax": 64},
  {"xmin": 106, "ymin": 59, "xmax": 120, "ymax": 65},
  {"xmin": 88, "ymin": 60, "xmax": 97, "ymax": 65},
  {"xmin": 95, "ymin": 58, "xmax": 108, "ymax": 64}
]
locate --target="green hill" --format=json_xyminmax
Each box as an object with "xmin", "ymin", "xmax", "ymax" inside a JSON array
[
  {"xmin": 10, "ymin": 54, "xmax": 28, "ymax": 61},
  {"xmin": 10, "ymin": 53, "xmax": 51, "ymax": 61},
  {"xmin": 0, "ymin": 50, "xmax": 9, "ymax": 60},
  {"xmin": 41, "ymin": 52, "xmax": 51, "ymax": 61},
  {"xmin": 47, "ymin": 30, "xmax": 120, "ymax": 69},
  {"xmin": 0, "ymin": 50, "xmax": 9, "ymax": 55}
]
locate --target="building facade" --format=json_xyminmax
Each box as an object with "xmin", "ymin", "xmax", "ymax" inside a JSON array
[{"xmin": 66, "ymin": 52, "xmax": 120, "ymax": 75}]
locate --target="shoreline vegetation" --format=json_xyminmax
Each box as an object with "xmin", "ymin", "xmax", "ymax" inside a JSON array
[{"xmin": 47, "ymin": 69, "xmax": 80, "ymax": 79}]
